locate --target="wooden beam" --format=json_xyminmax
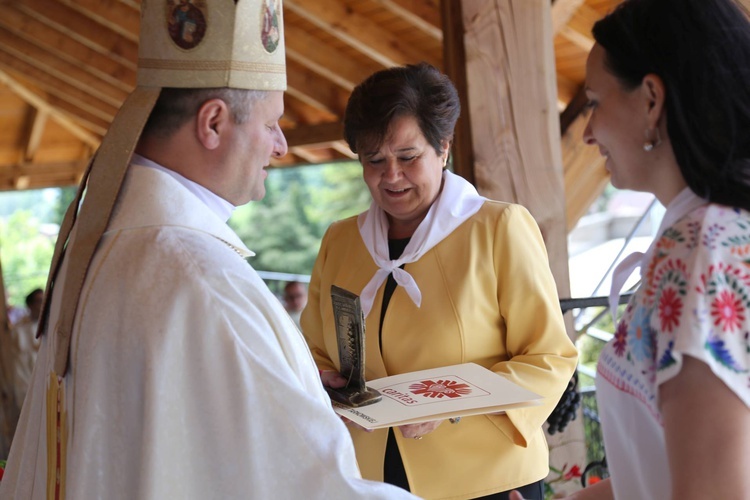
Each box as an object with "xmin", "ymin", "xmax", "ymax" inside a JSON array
[
  {"xmin": 551, "ymin": 0, "xmax": 585, "ymax": 35},
  {"xmin": 284, "ymin": 121, "xmax": 345, "ymax": 148},
  {"xmin": 24, "ymin": 108, "xmax": 48, "ymax": 162},
  {"xmin": 460, "ymin": 0, "xmax": 571, "ymax": 325},
  {"xmin": 285, "ymin": 25, "xmax": 382, "ymax": 91},
  {"xmin": 560, "ymin": 25, "xmax": 594, "ymax": 52},
  {"xmin": 374, "ymin": 0, "xmax": 443, "ymax": 41},
  {"xmin": 0, "ymin": 159, "xmax": 89, "ymax": 192},
  {"xmin": 441, "ymin": 0, "xmax": 475, "ymax": 185},
  {"xmin": 0, "ymin": 6, "xmax": 136, "ymax": 91},
  {"xmin": 0, "ymin": 52, "xmax": 118, "ymax": 122},
  {"xmin": 17, "ymin": 0, "xmax": 138, "ymax": 70},
  {"xmin": 285, "ymin": 0, "xmax": 437, "ymax": 68},
  {"xmin": 61, "ymin": 0, "xmax": 140, "ymax": 43},
  {"xmin": 285, "ymin": 60, "xmax": 349, "ymax": 117},
  {"xmin": 329, "ymin": 140, "xmax": 357, "ymax": 160},
  {"xmin": 0, "ymin": 27, "xmax": 129, "ymax": 107},
  {"xmin": 0, "ymin": 70, "xmax": 100, "ymax": 147}
]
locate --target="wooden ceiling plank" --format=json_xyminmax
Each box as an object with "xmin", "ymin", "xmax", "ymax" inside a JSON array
[
  {"xmin": 560, "ymin": 25, "xmax": 594, "ymax": 51},
  {"xmin": 284, "ymin": 121, "xmax": 345, "ymax": 149},
  {"xmin": 0, "ymin": 159, "xmax": 89, "ymax": 192},
  {"xmin": 329, "ymin": 140, "xmax": 357, "ymax": 160},
  {"xmin": 24, "ymin": 108, "xmax": 48, "ymax": 162},
  {"xmin": 381, "ymin": 0, "xmax": 441, "ymax": 29},
  {"xmin": 0, "ymin": 6, "xmax": 136, "ymax": 91},
  {"xmin": 0, "ymin": 28, "xmax": 129, "ymax": 108},
  {"xmin": 285, "ymin": 0, "xmax": 437, "ymax": 68},
  {"xmin": 285, "ymin": 61, "xmax": 348, "ymax": 117},
  {"xmin": 289, "ymin": 146, "xmax": 327, "ymax": 164},
  {"xmin": 61, "ymin": 0, "xmax": 140, "ymax": 43},
  {"xmin": 373, "ymin": 0, "xmax": 443, "ymax": 41},
  {"xmin": 45, "ymin": 95, "xmax": 109, "ymax": 136},
  {"xmin": 285, "ymin": 25, "xmax": 382, "ymax": 91},
  {"xmin": 551, "ymin": 0, "xmax": 586, "ymax": 35},
  {"xmin": 0, "ymin": 55, "xmax": 117, "ymax": 123},
  {"xmin": 0, "ymin": 70, "xmax": 100, "ymax": 147},
  {"xmin": 17, "ymin": 0, "xmax": 138, "ymax": 70},
  {"xmin": 283, "ymin": 94, "xmax": 337, "ymax": 125}
]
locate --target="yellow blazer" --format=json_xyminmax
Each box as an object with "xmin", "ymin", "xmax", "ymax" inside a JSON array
[{"xmin": 301, "ymin": 201, "xmax": 578, "ymax": 500}]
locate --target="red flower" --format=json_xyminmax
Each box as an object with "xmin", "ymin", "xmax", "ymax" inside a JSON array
[
  {"xmin": 564, "ymin": 465, "xmax": 582, "ymax": 480},
  {"xmin": 711, "ymin": 290, "xmax": 745, "ymax": 332},
  {"xmin": 613, "ymin": 321, "xmax": 627, "ymax": 356},
  {"xmin": 658, "ymin": 288, "xmax": 682, "ymax": 332}
]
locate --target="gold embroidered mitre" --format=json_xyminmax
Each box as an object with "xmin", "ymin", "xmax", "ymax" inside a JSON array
[{"xmin": 138, "ymin": 0, "xmax": 286, "ymax": 90}]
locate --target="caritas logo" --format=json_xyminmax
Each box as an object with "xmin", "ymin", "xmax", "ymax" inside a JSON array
[{"xmin": 409, "ymin": 379, "xmax": 472, "ymax": 399}]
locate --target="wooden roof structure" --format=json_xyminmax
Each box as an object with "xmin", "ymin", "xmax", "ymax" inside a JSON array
[
  {"xmin": 0, "ymin": 0, "xmax": 620, "ymax": 223},
  {"xmin": 14, "ymin": 0, "xmax": 738, "ymax": 230}
]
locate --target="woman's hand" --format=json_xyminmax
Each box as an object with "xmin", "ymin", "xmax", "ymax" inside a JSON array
[{"xmin": 398, "ymin": 420, "xmax": 443, "ymax": 439}]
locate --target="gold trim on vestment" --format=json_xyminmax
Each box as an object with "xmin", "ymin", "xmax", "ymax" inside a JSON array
[{"xmin": 46, "ymin": 373, "xmax": 67, "ymax": 500}]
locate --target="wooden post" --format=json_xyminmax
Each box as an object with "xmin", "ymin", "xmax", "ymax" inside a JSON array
[{"xmin": 445, "ymin": 0, "xmax": 572, "ymax": 333}]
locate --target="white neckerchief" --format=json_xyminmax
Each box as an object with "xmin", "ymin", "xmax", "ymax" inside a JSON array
[
  {"xmin": 609, "ymin": 187, "xmax": 708, "ymax": 322},
  {"xmin": 132, "ymin": 153, "xmax": 236, "ymax": 222},
  {"xmin": 357, "ymin": 170, "xmax": 486, "ymax": 318}
]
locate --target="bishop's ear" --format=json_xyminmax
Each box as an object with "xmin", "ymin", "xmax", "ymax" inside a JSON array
[{"xmin": 196, "ymin": 98, "xmax": 231, "ymax": 150}]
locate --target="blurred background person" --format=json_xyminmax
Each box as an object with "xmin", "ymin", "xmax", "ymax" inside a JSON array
[
  {"xmin": 9, "ymin": 288, "xmax": 43, "ymax": 406},
  {"xmin": 302, "ymin": 62, "xmax": 578, "ymax": 500},
  {"xmin": 283, "ymin": 280, "xmax": 307, "ymax": 328}
]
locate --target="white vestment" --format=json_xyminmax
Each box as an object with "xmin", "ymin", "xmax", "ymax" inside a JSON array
[{"xmin": 0, "ymin": 164, "xmax": 417, "ymax": 500}]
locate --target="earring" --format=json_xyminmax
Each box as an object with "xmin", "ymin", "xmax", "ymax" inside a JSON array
[{"xmin": 643, "ymin": 127, "xmax": 662, "ymax": 152}]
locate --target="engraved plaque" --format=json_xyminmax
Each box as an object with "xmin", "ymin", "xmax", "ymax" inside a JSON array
[{"xmin": 328, "ymin": 285, "xmax": 382, "ymax": 407}]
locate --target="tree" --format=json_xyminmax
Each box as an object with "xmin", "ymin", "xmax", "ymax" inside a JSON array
[
  {"xmin": 0, "ymin": 211, "xmax": 55, "ymax": 307},
  {"xmin": 228, "ymin": 161, "xmax": 371, "ymax": 276}
]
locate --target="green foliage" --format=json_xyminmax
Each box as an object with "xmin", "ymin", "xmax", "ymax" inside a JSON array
[
  {"xmin": 0, "ymin": 210, "xmax": 55, "ymax": 307},
  {"xmin": 228, "ymin": 161, "xmax": 371, "ymax": 275},
  {"xmin": 0, "ymin": 163, "xmax": 371, "ymax": 304},
  {"xmin": 51, "ymin": 187, "xmax": 77, "ymax": 225}
]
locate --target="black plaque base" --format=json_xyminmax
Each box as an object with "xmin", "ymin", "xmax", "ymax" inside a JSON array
[{"xmin": 326, "ymin": 385, "xmax": 382, "ymax": 408}]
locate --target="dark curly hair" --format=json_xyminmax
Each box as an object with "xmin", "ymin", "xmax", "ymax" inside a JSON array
[
  {"xmin": 344, "ymin": 62, "xmax": 460, "ymax": 159},
  {"xmin": 592, "ymin": 0, "xmax": 750, "ymax": 210}
]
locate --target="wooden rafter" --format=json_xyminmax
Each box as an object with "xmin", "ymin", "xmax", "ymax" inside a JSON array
[{"xmin": 0, "ymin": 70, "xmax": 99, "ymax": 148}]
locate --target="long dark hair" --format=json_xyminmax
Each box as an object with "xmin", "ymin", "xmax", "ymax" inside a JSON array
[
  {"xmin": 344, "ymin": 62, "xmax": 460, "ymax": 158},
  {"xmin": 593, "ymin": 0, "xmax": 750, "ymax": 210}
]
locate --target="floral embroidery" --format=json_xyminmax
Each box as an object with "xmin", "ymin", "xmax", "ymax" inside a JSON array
[
  {"xmin": 628, "ymin": 306, "xmax": 654, "ymax": 362},
  {"xmin": 685, "ymin": 220, "xmax": 701, "ymax": 249},
  {"xmin": 705, "ymin": 334, "xmax": 748, "ymax": 374},
  {"xmin": 657, "ymin": 339, "xmax": 676, "ymax": 371},
  {"xmin": 711, "ymin": 290, "xmax": 745, "ymax": 332},
  {"xmin": 702, "ymin": 223, "xmax": 726, "ymax": 249},
  {"xmin": 599, "ymin": 203, "xmax": 750, "ymax": 420},
  {"xmin": 613, "ymin": 320, "xmax": 628, "ymax": 357},
  {"xmin": 658, "ymin": 287, "xmax": 682, "ymax": 332}
]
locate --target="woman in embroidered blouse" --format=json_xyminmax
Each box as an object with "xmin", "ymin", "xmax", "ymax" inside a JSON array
[
  {"xmin": 300, "ymin": 62, "xmax": 578, "ymax": 500},
  {"xmin": 518, "ymin": 0, "xmax": 750, "ymax": 499}
]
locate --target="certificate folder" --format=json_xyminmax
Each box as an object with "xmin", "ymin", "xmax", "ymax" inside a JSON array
[{"xmin": 331, "ymin": 362, "xmax": 542, "ymax": 429}]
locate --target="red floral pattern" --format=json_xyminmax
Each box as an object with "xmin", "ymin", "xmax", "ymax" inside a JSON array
[
  {"xmin": 658, "ymin": 287, "xmax": 682, "ymax": 332},
  {"xmin": 711, "ymin": 290, "xmax": 745, "ymax": 332}
]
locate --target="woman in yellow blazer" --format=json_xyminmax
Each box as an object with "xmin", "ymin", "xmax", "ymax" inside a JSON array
[{"xmin": 301, "ymin": 62, "xmax": 578, "ymax": 500}]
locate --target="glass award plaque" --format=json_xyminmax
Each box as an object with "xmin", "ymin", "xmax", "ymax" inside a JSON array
[{"xmin": 327, "ymin": 285, "xmax": 382, "ymax": 407}]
